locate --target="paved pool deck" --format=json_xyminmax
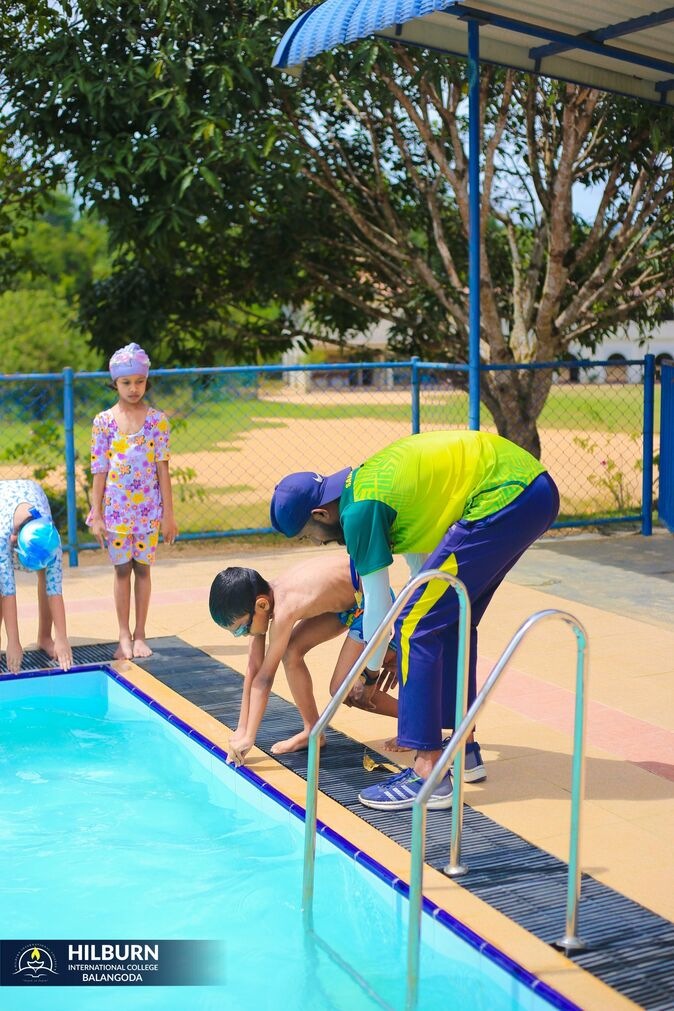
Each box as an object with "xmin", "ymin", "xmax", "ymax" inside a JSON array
[{"xmin": 9, "ymin": 526, "xmax": 674, "ymax": 1009}]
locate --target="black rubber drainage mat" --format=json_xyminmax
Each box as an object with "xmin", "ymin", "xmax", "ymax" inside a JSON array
[{"xmin": 11, "ymin": 636, "xmax": 674, "ymax": 1011}]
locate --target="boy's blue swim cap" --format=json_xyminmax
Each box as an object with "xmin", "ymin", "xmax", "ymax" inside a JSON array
[{"xmin": 16, "ymin": 518, "xmax": 61, "ymax": 571}]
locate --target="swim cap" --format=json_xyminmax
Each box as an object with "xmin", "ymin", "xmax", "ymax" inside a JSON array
[
  {"xmin": 16, "ymin": 519, "xmax": 62, "ymax": 571},
  {"xmin": 109, "ymin": 342, "xmax": 151, "ymax": 380}
]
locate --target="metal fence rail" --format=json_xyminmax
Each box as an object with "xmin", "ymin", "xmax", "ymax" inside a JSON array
[{"xmin": 0, "ymin": 355, "xmax": 658, "ymax": 564}]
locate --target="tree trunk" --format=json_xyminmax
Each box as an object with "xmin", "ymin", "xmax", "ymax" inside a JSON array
[{"xmin": 480, "ymin": 367, "xmax": 553, "ymax": 459}]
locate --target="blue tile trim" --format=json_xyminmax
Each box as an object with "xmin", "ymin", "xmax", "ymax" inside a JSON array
[{"xmin": 0, "ymin": 662, "xmax": 107, "ymax": 682}]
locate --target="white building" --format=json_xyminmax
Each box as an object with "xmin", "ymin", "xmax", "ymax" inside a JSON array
[
  {"xmin": 566, "ymin": 319, "xmax": 674, "ymax": 383},
  {"xmin": 282, "ymin": 318, "xmax": 674, "ymax": 386}
]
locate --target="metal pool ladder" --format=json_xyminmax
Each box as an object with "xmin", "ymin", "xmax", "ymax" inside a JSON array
[
  {"xmin": 301, "ymin": 569, "xmax": 472, "ymax": 921},
  {"xmin": 406, "ymin": 607, "xmax": 589, "ymax": 1010},
  {"xmin": 300, "ymin": 571, "xmax": 588, "ymax": 1010}
]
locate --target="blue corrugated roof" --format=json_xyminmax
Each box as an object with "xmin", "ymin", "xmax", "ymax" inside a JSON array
[
  {"xmin": 272, "ymin": 1, "xmax": 674, "ymax": 107},
  {"xmin": 272, "ymin": 0, "xmax": 457, "ymax": 70}
]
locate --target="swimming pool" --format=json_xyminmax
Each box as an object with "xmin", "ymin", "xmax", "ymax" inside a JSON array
[{"xmin": 0, "ymin": 666, "xmax": 577, "ymax": 1010}]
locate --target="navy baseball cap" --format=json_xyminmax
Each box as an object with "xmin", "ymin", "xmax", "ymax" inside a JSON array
[{"xmin": 270, "ymin": 468, "xmax": 351, "ymax": 537}]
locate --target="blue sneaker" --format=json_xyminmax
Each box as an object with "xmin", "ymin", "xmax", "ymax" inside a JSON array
[
  {"xmin": 465, "ymin": 741, "xmax": 486, "ymax": 783},
  {"xmin": 441, "ymin": 738, "xmax": 487, "ymax": 783},
  {"xmin": 358, "ymin": 767, "xmax": 453, "ymax": 811}
]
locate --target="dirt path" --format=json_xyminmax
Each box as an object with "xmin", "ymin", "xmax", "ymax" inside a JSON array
[
  {"xmin": 1, "ymin": 415, "xmax": 650, "ymax": 518},
  {"xmin": 170, "ymin": 417, "xmax": 650, "ymax": 514}
]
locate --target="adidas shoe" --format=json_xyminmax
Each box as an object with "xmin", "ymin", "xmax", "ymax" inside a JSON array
[
  {"xmin": 358, "ymin": 767, "xmax": 453, "ymax": 811},
  {"xmin": 441, "ymin": 738, "xmax": 487, "ymax": 783}
]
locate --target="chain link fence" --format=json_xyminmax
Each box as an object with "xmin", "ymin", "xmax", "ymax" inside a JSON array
[{"xmin": 0, "ymin": 358, "xmax": 658, "ymax": 564}]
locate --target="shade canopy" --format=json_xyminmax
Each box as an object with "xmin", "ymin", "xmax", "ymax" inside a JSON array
[{"xmin": 273, "ymin": 1, "xmax": 674, "ymax": 107}]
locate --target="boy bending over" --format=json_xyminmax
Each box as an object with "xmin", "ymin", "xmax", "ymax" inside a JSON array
[{"xmin": 209, "ymin": 554, "xmax": 396, "ymax": 766}]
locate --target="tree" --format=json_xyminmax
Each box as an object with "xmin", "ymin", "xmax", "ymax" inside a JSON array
[
  {"xmin": 272, "ymin": 52, "xmax": 674, "ymax": 453},
  {"xmin": 0, "ymin": 0, "xmax": 301, "ymax": 364},
  {"xmin": 3, "ymin": 4, "xmax": 674, "ymax": 452},
  {"xmin": 0, "ymin": 190, "xmax": 107, "ymax": 371},
  {"xmin": 0, "ymin": 135, "xmax": 48, "ymax": 293},
  {"xmin": 0, "ymin": 288, "xmax": 101, "ymax": 372}
]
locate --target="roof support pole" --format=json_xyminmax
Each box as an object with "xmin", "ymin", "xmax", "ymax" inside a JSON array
[{"xmin": 467, "ymin": 19, "xmax": 481, "ymax": 430}]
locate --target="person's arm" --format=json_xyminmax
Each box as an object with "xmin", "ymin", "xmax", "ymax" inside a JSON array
[
  {"xmin": 88, "ymin": 416, "xmax": 110, "ymax": 548},
  {"xmin": 361, "ymin": 568, "xmax": 394, "ymax": 671},
  {"xmin": 157, "ymin": 461, "xmax": 178, "ymax": 544},
  {"xmin": 47, "ymin": 594, "xmax": 72, "ymax": 671},
  {"xmin": 155, "ymin": 414, "xmax": 178, "ymax": 544},
  {"xmin": 226, "ymin": 613, "xmax": 297, "ymax": 766},
  {"xmin": 234, "ymin": 634, "xmax": 266, "ymax": 733},
  {"xmin": 403, "ymin": 553, "xmax": 428, "ymax": 578},
  {"xmin": 89, "ymin": 472, "xmax": 108, "ymax": 548},
  {"xmin": 1, "ymin": 595, "xmax": 23, "ymax": 674}
]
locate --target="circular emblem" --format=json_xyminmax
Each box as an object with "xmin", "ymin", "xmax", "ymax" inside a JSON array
[{"xmin": 14, "ymin": 944, "xmax": 58, "ymax": 982}]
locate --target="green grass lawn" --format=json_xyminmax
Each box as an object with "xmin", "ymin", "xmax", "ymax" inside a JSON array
[{"xmin": 537, "ymin": 384, "xmax": 660, "ymax": 433}]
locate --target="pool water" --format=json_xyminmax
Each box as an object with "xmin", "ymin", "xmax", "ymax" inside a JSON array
[{"xmin": 0, "ymin": 670, "xmax": 572, "ymax": 1011}]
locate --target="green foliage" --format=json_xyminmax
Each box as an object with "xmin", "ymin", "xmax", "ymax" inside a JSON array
[
  {"xmin": 0, "ymin": 420, "xmax": 90, "ymax": 529},
  {"xmin": 0, "ymin": 288, "xmax": 102, "ymax": 372},
  {"xmin": 0, "ymin": 420, "xmax": 64, "ymax": 482},
  {"xmin": 171, "ymin": 465, "xmax": 207, "ymax": 504},
  {"xmin": 1, "ymin": 0, "xmax": 300, "ymax": 363},
  {"xmin": 0, "ymin": 137, "xmax": 46, "ymax": 293},
  {"xmin": 167, "ymin": 416, "xmax": 206, "ymax": 503},
  {"xmin": 573, "ymin": 434, "xmax": 642, "ymax": 512},
  {"xmin": 12, "ymin": 192, "xmax": 111, "ymax": 303},
  {"xmin": 0, "ymin": 189, "xmax": 108, "ymax": 372}
]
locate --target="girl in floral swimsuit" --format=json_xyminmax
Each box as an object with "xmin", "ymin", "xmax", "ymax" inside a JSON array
[{"xmin": 87, "ymin": 343, "xmax": 178, "ymax": 660}]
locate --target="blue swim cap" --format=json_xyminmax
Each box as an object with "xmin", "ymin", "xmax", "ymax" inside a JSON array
[{"xmin": 16, "ymin": 518, "xmax": 61, "ymax": 571}]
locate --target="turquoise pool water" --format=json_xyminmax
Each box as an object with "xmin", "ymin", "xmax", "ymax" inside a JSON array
[{"xmin": 0, "ymin": 669, "xmax": 572, "ymax": 1011}]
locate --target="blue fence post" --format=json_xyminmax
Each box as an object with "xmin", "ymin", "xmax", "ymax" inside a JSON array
[
  {"xmin": 411, "ymin": 357, "xmax": 420, "ymax": 434},
  {"xmin": 467, "ymin": 19, "xmax": 481, "ymax": 433},
  {"xmin": 62, "ymin": 367, "xmax": 79, "ymax": 567},
  {"xmin": 641, "ymin": 354, "xmax": 655, "ymax": 536},
  {"xmin": 660, "ymin": 362, "xmax": 674, "ymax": 532}
]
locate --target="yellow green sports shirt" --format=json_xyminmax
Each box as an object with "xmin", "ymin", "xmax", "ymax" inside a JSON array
[{"xmin": 340, "ymin": 430, "xmax": 546, "ymax": 576}]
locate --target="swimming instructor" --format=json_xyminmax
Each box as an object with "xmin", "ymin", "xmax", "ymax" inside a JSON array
[{"xmin": 269, "ymin": 430, "xmax": 559, "ymax": 812}]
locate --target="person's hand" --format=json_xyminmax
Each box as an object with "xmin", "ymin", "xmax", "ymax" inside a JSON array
[
  {"xmin": 90, "ymin": 517, "xmax": 108, "ymax": 550},
  {"xmin": 227, "ymin": 734, "xmax": 253, "ymax": 767},
  {"xmin": 379, "ymin": 646, "xmax": 398, "ymax": 693},
  {"xmin": 346, "ymin": 672, "xmax": 378, "ymax": 711},
  {"xmin": 161, "ymin": 515, "xmax": 178, "ymax": 545},
  {"xmin": 6, "ymin": 641, "xmax": 23, "ymax": 674},
  {"xmin": 54, "ymin": 637, "xmax": 73, "ymax": 672}
]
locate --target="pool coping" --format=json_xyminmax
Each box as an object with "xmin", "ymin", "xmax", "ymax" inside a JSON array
[{"xmin": 2, "ymin": 657, "xmax": 638, "ymax": 1011}]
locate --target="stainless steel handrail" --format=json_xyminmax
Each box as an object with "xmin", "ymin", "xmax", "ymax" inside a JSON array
[
  {"xmin": 302, "ymin": 569, "xmax": 472, "ymax": 927},
  {"xmin": 406, "ymin": 608, "xmax": 589, "ymax": 1010}
]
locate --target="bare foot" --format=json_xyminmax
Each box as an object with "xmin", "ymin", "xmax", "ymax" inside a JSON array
[
  {"xmin": 380, "ymin": 736, "xmax": 414, "ymax": 753},
  {"xmin": 37, "ymin": 637, "xmax": 56, "ymax": 658},
  {"xmin": 132, "ymin": 638, "xmax": 153, "ymax": 658},
  {"xmin": 270, "ymin": 730, "xmax": 326, "ymax": 755},
  {"xmin": 113, "ymin": 634, "xmax": 134, "ymax": 660}
]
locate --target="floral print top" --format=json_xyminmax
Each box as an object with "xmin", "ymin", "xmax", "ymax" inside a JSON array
[{"xmin": 87, "ymin": 408, "xmax": 171, "ymax": 535}]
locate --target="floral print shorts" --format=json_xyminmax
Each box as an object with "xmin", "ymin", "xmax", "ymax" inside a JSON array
[{"xmin": 107, "ymin": 522, "xmax": 160, "ymax": 566}]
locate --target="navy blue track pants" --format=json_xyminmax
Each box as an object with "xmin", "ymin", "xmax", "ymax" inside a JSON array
[{"xmin": 396, "ymin": 472, "xmax": 559, "ymax": 751}]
